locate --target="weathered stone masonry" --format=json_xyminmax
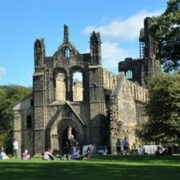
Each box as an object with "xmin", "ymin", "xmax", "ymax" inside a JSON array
[{"xmin": 13, "ymin": 17, "xmax": 160, "ymax": 156}]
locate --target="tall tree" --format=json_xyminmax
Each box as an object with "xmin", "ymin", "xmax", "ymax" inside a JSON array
[
  {"xmin": 0, "ymin": 85, "xmax": 32, "ymax": 153},
  {"xmin": 150, "ymin": 0, "xmax": 180, "ymax": 72},
  {"xmin": 137, "ymin": 73, "xmax": 180, "ymax": 145}
]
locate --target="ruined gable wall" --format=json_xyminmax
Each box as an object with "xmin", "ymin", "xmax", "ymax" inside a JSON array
[{"xmin": 110, "ymin": 73, "xmax": 148, "ymax": 153}]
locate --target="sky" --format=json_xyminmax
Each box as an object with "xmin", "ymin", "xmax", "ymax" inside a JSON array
[{"xmin": 0, "ymin": 0, "xmax": 168, "ymax": 87}]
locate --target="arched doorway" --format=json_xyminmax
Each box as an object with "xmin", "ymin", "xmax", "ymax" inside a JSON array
[
  {"xmin": 47, "ymin": 116, "xmax": 85, "ymax": 153},
  {"xmin": 61, "ymin": 126, "xmax": 77, "ymax": 147},
  {"xmin": 56, "ymin": 119, "xmax": 84, "ymax": 153}
]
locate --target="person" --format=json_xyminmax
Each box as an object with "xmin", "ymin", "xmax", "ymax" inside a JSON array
[
  {"xmin": 138, "ymin": 146, "xmax": 145, "ymax": 155},
  {"xmin": 61, "ymin": 153, "xmax": 66, "ymax": 161},
  {"xmin": 131, "ymin": 143, "xmax": 138, "ymax": 155},
  {"xmin": 43, "ymin": 149, "xmax": 56, "ymax": 160},
  {"xmin": 0, "ymin": 146, "xmax": 9, "ymax": 160},
  {"xmin": 68, "ymin": 135, "xmax": 78, "ymax": 148},
  {"xmin": 122, "ymin": 137, "xmax": 129, "ymax": 155},
  {"xmin": 167, "ymin": 144, "xmax": 173, "ymax": 156},
  {"xmin": 21, "ymin": 150, "xmax": 30, "ymax": 160},
  {"xmin": 72, "ymin": 147, "xmax": 80, "ymax": 160},
  {"xmin": 62, "ymin": 141, "xmax": 71, "ymax": 160},
  {"xmin": 83, "ymin": 144, "xmax": 93, "ymax": 160},
  {"xmin": 155, "ymin": 146, "xmax": 166, "ymax": 156},
  {"xmin": 13, "ymin": 139, "xmax": 18, "ymax": 158},
  {"xmin": 116, "ymin": 139, "xmax": 121, "ymax": 155},
  {"xmin": 68, "ymin": 135, "xmax": 78, "ymax": 158}
]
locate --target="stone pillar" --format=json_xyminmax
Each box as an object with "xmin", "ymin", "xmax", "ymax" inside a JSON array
[{"xmin": 68, "ymin": 126, "xmax": 72, "ymax": 138}]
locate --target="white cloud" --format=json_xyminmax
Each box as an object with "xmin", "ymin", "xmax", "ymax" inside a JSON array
[
  {"xmin": 102, "ymin": 41, "xmax": 130, "ymax": 70},
  {"xmin": 83, "ymin": 9, "xmax": 163, "ymax": 42},
  {"xmin": 0, "ymin": 66, "xmax": 7, "ymax": 80},
  {"xmin": 83, "ymin": 9, "xmax": 164, "ymax": 72},
  {"xmin": 73, "ymin": 72, "xmax": 82, "ymax": 81}
]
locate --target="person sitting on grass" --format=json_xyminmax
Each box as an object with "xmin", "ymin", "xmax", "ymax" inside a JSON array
[
  {"xmin": 0, "ymin": 146, "xmax": 9, "ymax": 160},
  {"xmin": 138, "ymin": 146, "xmax": 145, "ymax": 156},
  {"xmin": 83, "ymin": 144, "xmax": 93, "ymax": 160},
  {"xmin": 43, "ymin": 148, "xmax": 56, "ymax": 160},
  {"xmin": 72, "ymin": 147, "xmax": 80, "ymax": 160},
  {"xmin": 22, "ymin": 150, "xmax": 30, "ymax": 160}
]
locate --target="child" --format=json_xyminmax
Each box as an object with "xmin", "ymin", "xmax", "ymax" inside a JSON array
[
  {"xmin": 22, "ymin": 150, "xmax": 30, "ymax": 160},
  {"xmin": 72, "ymin": 147, "xmax": 80, "ymax": 160}
]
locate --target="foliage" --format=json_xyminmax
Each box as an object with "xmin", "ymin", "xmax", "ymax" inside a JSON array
[
  {"xmin": 0, "ymin": 85, "xmax": 32, "ymax": 153},
  {"xmin": 137, "ymin": 73, "xmax": 180, "ymax": 145},
  {"xmin": 150, "ymin": 0, "xmax": 180, "ymax": 72}
]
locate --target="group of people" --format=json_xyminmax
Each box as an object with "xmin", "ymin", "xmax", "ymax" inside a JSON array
[
  {"xmin": 62, "ymin": 134, "xmax": 79, "ymax": 160},
  {"xmin": 39, "ymin": 134, "xmax": 93, "ymax": 161},
  {"xmin": 1, "ymin": 136, "xmax": 173, "ymax": 160},
  {"xmin": 14, "ymin": 139, "xmax": 31, "ymax": 160},
  {"xmin": 62, "ymin": 135, "xmax": 93, "ymax": 160},
  {"xmin": 116, "ymin": 137, "xmax": 129, "ymax": 155}
]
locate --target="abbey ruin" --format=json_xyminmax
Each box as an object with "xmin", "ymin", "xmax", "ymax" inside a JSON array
[{"xmin": 13, "ymin": 17, "xmax": 160, "ymax": 155}]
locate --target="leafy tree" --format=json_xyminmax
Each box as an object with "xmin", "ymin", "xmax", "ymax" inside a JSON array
[
  {"xmin": 150, "ymin": 0, "xmax": 180, "ymax": 72},
  {"xmin": 0, "ymin": 85, "xmax": 32, "ymax": 153},
  {"xmin": 137, "ymin": 73, "xmax": 180, "ymax": 145}
]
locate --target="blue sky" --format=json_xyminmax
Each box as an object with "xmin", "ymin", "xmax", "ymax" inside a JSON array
[{"xmin": 0, "ymin": 0, "xmax": 167, "ymax": 87}]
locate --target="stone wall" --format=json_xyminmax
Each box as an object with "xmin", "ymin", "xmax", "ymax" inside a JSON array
[
  {"xmin": 102, "ymin": 68, "xmax": 117, "ymax": 90},
  {"xmin": 13, "ymin": 95, "xmax": 34, "ymax": 156},
  {"xmin": 73, "ymin": 80, "xmax": 83, "ymax": 101},
  {"xmin": 110, "ymin": 73, "xmax": 148, "ymax": 153},
  {"xmin": 127, "ymin": 80, "xmax": 148, "ymax": 103}
]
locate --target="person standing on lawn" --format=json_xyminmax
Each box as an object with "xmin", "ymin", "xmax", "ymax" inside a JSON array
[
  {"xmin": 116, "ymin": 139, "xmax": 122, "ymax": 155},
  {"xmin": 122, "ymin": 137, "xmax": 129, "ymax": 155},
  {"xmin": 13, "ymin": 138, "xmax": 18, "ymax": 158}
]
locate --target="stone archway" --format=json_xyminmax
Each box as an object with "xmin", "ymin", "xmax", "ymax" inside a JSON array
[
  {"xmin": 45, "ymin": 103, "xmax": 86, "ymax": 153},
  {"xmin": 47, "ymin": 117, "xmax": 85, "ymax": 153},
  {"xmin": 61, "ymin": 127, "xmax": 77, "ymax": 147},
  {"xmin": 58, "ymin": 119, "xmax": 83, "ymax": 153}
]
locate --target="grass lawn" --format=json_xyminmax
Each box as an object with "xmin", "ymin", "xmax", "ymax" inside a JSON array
[{"xmin": 0, "ymin": 155, "xmax": 180, "ymax": 180}]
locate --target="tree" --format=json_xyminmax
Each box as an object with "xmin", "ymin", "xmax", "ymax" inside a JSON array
[
  {"xmin": 0, "ymin": 85, "xmax": 32, "ymax": 153},
  {"xmin": 150, "ymin": 0, "xmax": 180, "ymax": 72},
  {"xmin": 137, "ymin": 73, "xmax": 180, "ymax": 145}
]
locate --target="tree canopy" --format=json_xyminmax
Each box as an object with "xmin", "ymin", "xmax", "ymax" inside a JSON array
[
  {"xmin": 137, "ymin": 73, "xmax": 180, "ymax": 145},
  {"xmin": 150, "ymin": 0, "xmax": 180, "ymax": 72},
  {"xmin": 0, "ymin": 85, "xmax": 32, "ymax": 153}
]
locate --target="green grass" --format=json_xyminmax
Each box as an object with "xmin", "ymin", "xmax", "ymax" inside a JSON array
[{"xmin": 0, "ymin": 155, "xmax": 180, "ymax": 180}]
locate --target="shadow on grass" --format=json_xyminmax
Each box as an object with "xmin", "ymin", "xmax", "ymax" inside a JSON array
[
  {"xmin": 92, "ymin": 154, "xmax": 180, "ymax": 164},
  {"xmin": 0, "ymin": 159, "xmax": 179, "ymax": 180}
]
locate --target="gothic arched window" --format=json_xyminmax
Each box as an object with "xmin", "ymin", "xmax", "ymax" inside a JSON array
[
  {"xmin": 56, "ymin": 72, "xmax": 66, "ymax": 101},
  {"xmin": 64, "ymin": 47, "xmax": 71, "ymax": 58},
  {"xmin": 72, "ymin": 71, "xmax": 83, "ymax": 101}
]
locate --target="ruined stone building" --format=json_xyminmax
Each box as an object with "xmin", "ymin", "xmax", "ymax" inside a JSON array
[{"xmin": 13, "ymin": 17, "xmax": 160, "ymax": 155}]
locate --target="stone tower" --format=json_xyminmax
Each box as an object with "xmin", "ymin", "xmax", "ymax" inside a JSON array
[{"xmin": 119, "ymin": 17, "xmax": 160, "ymax": 85}]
